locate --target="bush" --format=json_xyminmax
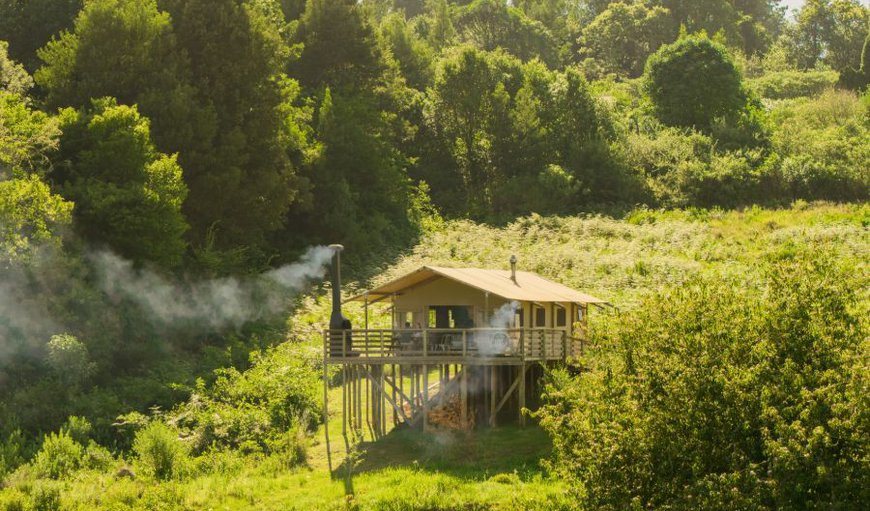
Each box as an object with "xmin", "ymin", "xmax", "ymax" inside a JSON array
[
  {"xmin": 644, "ymin": 36, "xmax": 746, "ymax": 131},
  {"xmin": 172, "ymin": 342, "xmax": 321, "ymax": 457},
  {"xmin": 46, "ymin": 334, "xmax": 93, "ymax": 386},
  {"xmin": 60, "ymin": 416, "xmax": 92, "ymax": 445},
  {"xmin": 28, "ymin": 482, "xmax": 61, "ymax": 511},
  {"xmin": 132, "ymin": 422, "xmax": 188, "ymax": 481},
  {"xmin": 31, "ymin": 430, "xmax": 83, "ymax": 480},
  {"xmin": 0, "ymin": 430, "xmax": 27, "ymax": 482},
  {"xmin": 538, "ymin": 253, "xmax": 869, "ymax": 509},
  {"xmin": 747, "ymin": 69, "xmax": 839, "ymax": 99}
]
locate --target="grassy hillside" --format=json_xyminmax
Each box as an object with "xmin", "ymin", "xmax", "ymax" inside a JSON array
[{"xmin": 1, "ymin": 202, "xmax": 867, "ymax": 510}]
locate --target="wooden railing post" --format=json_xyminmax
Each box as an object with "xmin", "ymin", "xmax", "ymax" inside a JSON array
[
  {"xmin": 342, "ymin": 330, "xmax": 347, "ymax": 358},
  {"xmin": 423, "ymin": 329, "xmax": 428, "ymax": 358},
  {"xmin": 519, "ymin": 330, "xmax": 525, "ymax": 360},
  {"xmin": 541, "ymin": 330, "xmax": 546, "ymax": 359},
  {"xmin": 562, "ymin": 331, "xmax": 567, "ymax": 360},
  {"xmin": 462, "ymin": 330, "xmax": 467, "ymax": 357}
]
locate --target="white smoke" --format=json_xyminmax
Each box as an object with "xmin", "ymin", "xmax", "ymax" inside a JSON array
[
  {"xmin": 92, "ymin": 245, "xmax": 334, "ymax": 329},
  {"xmin": 474, "ymin": 301, "xmax": 520, "ymax": 356}
]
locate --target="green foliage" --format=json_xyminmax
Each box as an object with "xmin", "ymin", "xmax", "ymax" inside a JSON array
[
  {"xmin": 644, "ymin": 35, "xmax": 748, "ymax": 130},
  {"xmin": 46, "ymin": 335, "xmax": 94, "ymax": 386},
  {"xmin": 132, "ymin": 421, "xmax": 188, "ymax": 481},
  {"xmin": 0, "ymin": 174, "xmax": 72, "ymax": 261},
  {"xmin": 783, "ymin": 0, "xmax": 869, "ymax": 81},
  {"xmin": 173, "ymin": 342, "xmax": 321, "ymax": 456},
  {"xmin": 538, "ymin": 253, "xmax": 869, "ymax": 510},
  {"xmin": 31, "ymin": 430, "xmax": 83, "ymax": 479},
  {"xmin": 379, "ymin": 13, "xmax": 435, "ymax": 90},
  {"xmin": 454, "ymin": 0, "xmax": 559, "ymax": 67},
  {"xmin": 0, "ymin": 91, "xmax": 59, "ymax": 176},
  {"xmin": 0, "ymin": 90, "xmax": 71, "ymax": 262},
  {"xmin": 747, "ymin": 69, "xmax": 840, "ymax": 99},
  {"xmin": 53, "ymin": 99, "xmax": 188, "ymax": 267},
  {"xmin": 0, "ymin": 0, "xmax": 82, "ymax": 70},
  {"xmin": 0, "ymin": 42, "xmax": 32, "ymax": 95},
  {"xmin": 579, "ymin": 1, "xmax": 675, "ymax": 78},
  {"xmin": 292, "ymin": 0, "xmax": 385, "ymax": 90},
  {"xmin": 770, "ymin": 89, "xmax": 869, "ymax": 201},
  {"xmin": 0, "ymin": 430, "xmax": 27, "ymax": 482},
  {"xmin": 422, "ymin": 46, "xmax": 635, "ymax": 219}
]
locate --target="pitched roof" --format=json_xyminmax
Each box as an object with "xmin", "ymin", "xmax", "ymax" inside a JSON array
[{"xmin": 349, "ymin": 266, "xmax": 608, "ymax": 305}]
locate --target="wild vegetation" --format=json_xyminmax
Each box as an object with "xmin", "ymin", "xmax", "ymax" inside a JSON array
[{"xmin": 1, "ymin": 0, "xmax": 868, "ymax": 510}]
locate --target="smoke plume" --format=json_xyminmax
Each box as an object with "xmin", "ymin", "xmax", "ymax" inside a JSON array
[
  {"xmin": 474, "ymin": 301, "xmax": 520, "ymax": 356},
  {"xmin": 92, "ymin": 245, "xmax": 334, "ymax": 329}
]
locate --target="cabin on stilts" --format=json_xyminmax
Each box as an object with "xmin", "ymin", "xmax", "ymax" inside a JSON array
[{"xmin": 322, "ymin": 246, "xmax": 608, "ymax": 448}]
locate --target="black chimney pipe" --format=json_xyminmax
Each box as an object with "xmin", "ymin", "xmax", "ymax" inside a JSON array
[{"xmin": 328, "ymin": 244, "xmax": 352, "ymax": 354}]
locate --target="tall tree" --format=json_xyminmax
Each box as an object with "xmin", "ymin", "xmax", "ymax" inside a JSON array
[
  {"xmin": 52, "ymin": 99, "xmax": 188, "ymax": 267},
  {"xmin": 291, "ymin": 0, "xmax": 385, "ymax": 90},
  {"xmin": 424, "ymin": 46, "xmax": 524, "ymax": 216},
  {"xmin": 454, "ymin": 0, "xmax": 559, "ymax": 66},
  {"xmin": 579, "ymin": 1, "xmax": 676, "ymax": 78},
  {"xmin": 644, "ymin": 35, "xmax": 747, "ymax": 131},
  {"xmin": 0, "ymin": 89, "xmax": 71, "ymax": 261},
  {"xmin": 0, "ymin": 0, "xmax": 82, "ymax": 70},
  {"xmin": 155, "ymin": 0, "xmax": 304, "ymax": 256},
  {"xmin": 379, "ymin": 13, "xmax": 435, "ymax": 89},
  {"xmin": 36, "ymin": 0, "xmax": 202, "ymax": 156},
  {"xmin": 0, "ymin": 41, "xmax": 33, "ymax": 96},
  {"xmin": 783, "ymin": 0, "xmax": 869, "ymax": 82}
]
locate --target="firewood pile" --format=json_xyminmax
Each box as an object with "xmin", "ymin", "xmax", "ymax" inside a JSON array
[
  {"xmin": 400, "ymin": 384, "xmax": 474, "ymax": 430},
  {"xmin": 427, "ymin": 394, "xmax": 474, "ymax": 430}
]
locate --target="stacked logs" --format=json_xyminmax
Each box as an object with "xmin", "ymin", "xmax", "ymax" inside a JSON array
[{"xmin": 427, "ymin": 394, "xmax": 474, "ymax": 430}]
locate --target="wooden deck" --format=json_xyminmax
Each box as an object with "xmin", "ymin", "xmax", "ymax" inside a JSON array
[{"xmin": 323, "ymin": 328, "xmax": 586, "ymax": 364}]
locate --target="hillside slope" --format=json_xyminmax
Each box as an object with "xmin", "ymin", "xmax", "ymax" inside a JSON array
[{"xmin": 1, "ymin": 203, "xmax": 867, "ymax": 510}]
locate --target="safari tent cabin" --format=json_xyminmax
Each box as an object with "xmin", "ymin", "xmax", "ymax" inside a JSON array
[
  {"xmin": 329, "ymin": 264, "xmax": 609, "ymax": 362},
  {"xmin": 320, "ymin": 251, "xmax": 609, "ymax": 442}
]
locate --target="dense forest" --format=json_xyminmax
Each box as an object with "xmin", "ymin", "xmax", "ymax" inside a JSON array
[{"xmin": 1, "ymin": 0, "xmax": 868, "ymax": 509}]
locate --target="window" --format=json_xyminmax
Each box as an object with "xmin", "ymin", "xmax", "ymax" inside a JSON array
[
  {"xmin": 556, "ymin": 306, "xmax": 567, "ymax": 327},
  {"xmin": 534, "ymin": 306, "xmax": 546, "ymax": 327}
]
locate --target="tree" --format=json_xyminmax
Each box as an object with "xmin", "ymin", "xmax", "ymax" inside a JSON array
[
  {"xmin": 644, "ymin": 35, "xmax": 747, "ymax": 130},
  {"xmin": 379, "ymin": 13, "xmax": 435, "ymax": 90},
  {"xmin": 424, "ymin": 46, "xmax": 524, "ymax": 216},
  {"xmin": 454, "ymin": 0, "xmax": 559, "ymax": 66},
  {"xmin": 291, "ymin": 0, "xmax": 385, "ymax": 90},
  {"xmin": 0, "ymin": 0, "xmax": 82, "ymax": 70},
  {"xmin": 651, "ymin": 0, "xmax": 784, "ymax": 55},
  {"xmin": 36, "ymin": 0, "xmax": 202, "ymax": 156},
  {"xmin": 420, "ymin": 0, "xmax": 457, "ymax": 50},
  {"xmin": 539, "ymin": 254, "xmax": 869, "ymax": 509},
  {"xmin": 783, "ymin": 0, "xmax": 870, "ymax": 79},
  {"xmin": 0, "ymin": 41, "xmax": 33, "ymax": 96},
  {"xmin": 579, "ymin": 1, "xmax": 676, "ymax": 78},
  {"xmin": 53, "ymin": 99, "xmax": 188, "ymax": 267},
  {"xmin": 287, "ymin": 88, "xmax": 413, "ymax": 255},
  {"xmin": 155, "ymin": 0, "xmax": 303, "ymax": 255},
  {"xmin": 0, "ymin": 90, "xmax": 72, "ymax": 262}
]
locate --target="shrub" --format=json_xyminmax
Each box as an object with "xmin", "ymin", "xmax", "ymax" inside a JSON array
[
  {"xmin": 644, "ymin": 35, "xmax": 746, "ymax": 131},
  {"xmin": 538, "ymin": 253, "xmax": 869, "ymax": 509},
  {"xmin": 0, "ymin": 429, "xmax": 27, "ymax": 482},
  {"xmin": 0, "ymin": 488, "xmax": 27, "ymax": 511},
  {"xmin": 45, "ymin": 334, "xmax": 93, "ymax": 386},
  {"xmin": 28, "ymin": 481, "xmax": 61, "ymax": 511},
  {"xmin": 747, "ymin": 69, "xmax": 839, "ymax": 99},
  {"xmin": 31, "ymin": 430, "xmax": 83, "ymax": 480},
  {"xmin": 61, "ymin": 416, "xmax": 92, "ymax": 445},
  {"xmin": 172, "ymin": 342, "xmax": 321, "ymax": 457},
  {"xmin": 132, "ymin": 422, "xmax": 188, "ymax": 481}
]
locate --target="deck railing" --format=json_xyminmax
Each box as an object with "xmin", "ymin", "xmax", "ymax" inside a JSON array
[{"xmin": 324, "ymin": 328, "xmax": 586, "ymax": 361}]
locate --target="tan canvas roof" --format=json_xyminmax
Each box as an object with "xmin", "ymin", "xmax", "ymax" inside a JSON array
[{"xmin": 349, "ymin": 266, "xmax": 608, "ymax": 305}]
